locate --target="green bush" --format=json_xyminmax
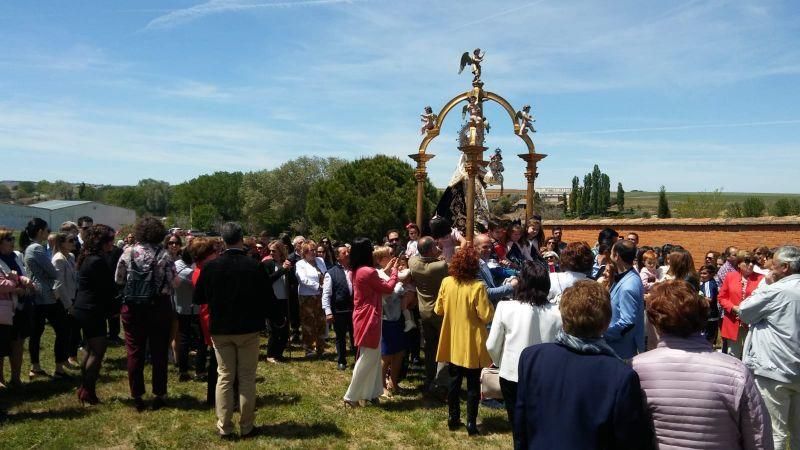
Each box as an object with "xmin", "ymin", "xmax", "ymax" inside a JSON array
[{"xmin": 741, "ymin": 197, "xmax": 766, "ymax": 217}]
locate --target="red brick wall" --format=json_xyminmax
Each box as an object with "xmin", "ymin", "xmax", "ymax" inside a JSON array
[{"xmin": 543, "ymin": 217, "xmax": 800, "ymax": 267}]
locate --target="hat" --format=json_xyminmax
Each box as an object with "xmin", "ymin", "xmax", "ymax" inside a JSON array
[{"xmin": 542, "ymin": 251, "xmax": 559, "ymax": 260}]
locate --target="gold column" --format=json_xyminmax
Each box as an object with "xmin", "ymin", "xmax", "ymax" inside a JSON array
[
  {"xmin": 517, "ymin": 153, "xmax": 547, "ymax": 223},
  {"xmin": 409, "ymin": 153, "xmax": 435, "ymax": 230},
  {"xmin": 460, "ymin": 144, "xmax": 488, "ymax": 245}
]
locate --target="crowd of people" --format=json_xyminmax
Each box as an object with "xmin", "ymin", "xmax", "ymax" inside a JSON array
[{"xmin": 1, "ymin": 213, "xmax": 799, "ymax": 449}]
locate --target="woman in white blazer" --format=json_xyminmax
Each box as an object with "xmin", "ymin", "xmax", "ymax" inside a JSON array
[
  {"xmin": 486, "ymin": 261, "xmax": 561, "ymax": 440},
  {"xmin": 52, "ymin": 232, "xmax": 79, "ymax": 367}
]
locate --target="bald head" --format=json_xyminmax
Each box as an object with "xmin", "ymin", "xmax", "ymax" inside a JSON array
[
  {"xmin": 474, "ymin": 234, "xmax": 493, "ymax": 260},
  {"xmin": 417, "ymin": 236, "xmax": 436, "ymax": 257}
]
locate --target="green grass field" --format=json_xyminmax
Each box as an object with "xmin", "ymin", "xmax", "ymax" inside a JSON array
[
  {"xmin": 624, "ymin": 191, "xmax": 800, "ymax": 217},
  {"xmin": 0, "ymin": 328, "xmax": 512, "ymax": 449}
]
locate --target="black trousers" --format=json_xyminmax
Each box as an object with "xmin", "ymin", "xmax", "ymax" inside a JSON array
[
  {"xmin": 500, "ymin": 376, "xmax": 521, "ymax": 448},
  {"xmin": 177, "ymin": 314, "xmax": 207, "ymax": 374},
  {"xmin": 267, "ymin": 298, "xmax": 290, "ymax": 359},
  {"xmin": 447, "ymin": 364, "xmax": 481, "ymax": 424},
  {"xmin": 704, "ymin": 320, "xmax": 719, "ymax": 345},
  {"xmin": 332, "ymin": 311, "xmax": 354, "ymax": 366},
  {"xmin": 421, "ymin": 317, "xmax": 442, "ymax": 387},
  {"xmin": 107, "ymin": 316, "xmax": 121, "ymax": 339},
  {"xmin": 68, "ymin": 312, "xmax": 83, "ymax": 358},
  {"xmin": 30, "ymin": 303, "xmax": 70, "ymax": 365}
]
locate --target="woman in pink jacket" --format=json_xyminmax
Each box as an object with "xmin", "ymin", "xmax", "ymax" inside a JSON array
[
  {"xmin": 633, "ymin": 280, "xmax": 773, "ymax": 450},
  {"xmin": 343, "ymin": 237, "xmax": 398, "ymax": 407}
]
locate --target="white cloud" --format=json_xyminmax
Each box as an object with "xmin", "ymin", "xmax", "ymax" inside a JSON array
[{"xmin": 144, "ymin": 0, "xmax": 363, "ymax": 31}]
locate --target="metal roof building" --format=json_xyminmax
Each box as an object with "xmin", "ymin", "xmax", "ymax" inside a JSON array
[{"xmin": 0, "ymin": 200, "xmax": 136, "ymax": 231}]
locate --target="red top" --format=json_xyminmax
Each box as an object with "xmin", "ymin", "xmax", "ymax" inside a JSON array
[
  {"xmin": 718, "ymin": 270, "xmax": 763, "ymax": 340},
  {"xmin": 352, "ymin": 266, "xmax": 398, "ymax": 349},
  {"xmin": 192, "ymin": 254, "xmax": 218, "ymax": 346}
]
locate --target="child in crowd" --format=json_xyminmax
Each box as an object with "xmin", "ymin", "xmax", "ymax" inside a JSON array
[{"xmin": 639, "ymin": 250, "xmax": 658, "ymax": 293}]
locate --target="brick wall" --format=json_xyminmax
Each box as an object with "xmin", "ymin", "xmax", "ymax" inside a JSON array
[{"xmin": 543, "ymin": 216, "xmax": 800, "ymax": 266}]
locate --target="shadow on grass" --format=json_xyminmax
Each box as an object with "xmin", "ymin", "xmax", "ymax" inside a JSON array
[
  {"xmin": 480, "ymin": 415, "xmax": 513, "ymax": 435},
  {"xmin": 0, "ymin": 406, "xmax": 95, "ymax": 424},
  {"xmin": 256, "ymin": 392, "xmax": 301, "ymax": 407},
  {"xmin": 378, "ymin": 394, "xmax": 443, "ymax": 412},
  {"xmin": 1, "ymin": 377, "xmax": 78, "ymax": 406},
  {"xmin": 257, "ymin": 421, "xmax": 345, "ymax": 439}
]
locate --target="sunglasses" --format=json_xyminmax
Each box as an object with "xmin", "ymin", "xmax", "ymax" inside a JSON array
[
  {"xmin": 388, "ymin": 238, "xmax": 399, "ymax": 243},
  {"xmin": 743, "ymin": 258, "xmax": 757, "ymax": 265},
  {"xmin": 168, "ymin": 241, "xmax": 180, "ymax": 246},
  {"xmin": 2, "ymin": 236, "xmax": 14, "ymax": 242}
]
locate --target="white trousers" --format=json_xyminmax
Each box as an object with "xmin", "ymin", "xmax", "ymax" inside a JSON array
[
  {"xmin": 344, "ymin": 346, "xmax": 383, "ymax": 402},
  {"xmin": 755, "ymin": 375, "xmax": 800, "ymax": 450}
]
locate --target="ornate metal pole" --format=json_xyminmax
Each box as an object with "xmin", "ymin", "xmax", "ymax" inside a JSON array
[
  {"xmin": 518, "ymin": 153, "xmax": 547, "ymax": 223},
  {"xmin": 460, "ymin": 144, "xmax": 488, "ymax": 245},
  {"xmin": 409, "ymin": 153, "xmax": 435, "ymax": 230}
]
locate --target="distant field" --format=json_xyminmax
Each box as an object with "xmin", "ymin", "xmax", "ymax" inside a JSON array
[{"xmin": 625, "ymin": 191, "xmax": 800, "ymax": 215}]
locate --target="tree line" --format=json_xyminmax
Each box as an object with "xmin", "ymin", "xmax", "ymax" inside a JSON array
[{"xmin": 6, "ymin": 156, "xmax": 438, "ymax": 243}]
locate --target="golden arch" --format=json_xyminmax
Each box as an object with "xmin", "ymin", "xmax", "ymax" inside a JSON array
[{"xmin": 412, "ymin": 89, "xmax": 546, "ymax": 229}]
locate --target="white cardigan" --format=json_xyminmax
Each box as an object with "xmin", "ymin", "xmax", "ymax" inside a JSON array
[
  {"xmin": 295, "ymin": 257, "xmax": 328, "ymax": 296},
  {"xmin": 486, "ymin": 299, "xmax": 562, "ymax": 383}
]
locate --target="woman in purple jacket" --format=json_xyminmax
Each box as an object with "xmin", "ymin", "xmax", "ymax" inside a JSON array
[{"xmin": 633, "ymin": 280, "xmax": 773, "ymax": 450}]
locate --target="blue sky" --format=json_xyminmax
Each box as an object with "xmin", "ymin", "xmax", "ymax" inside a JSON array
[{"xmin": 2, "ymin": 0, "xmax": 799, "ymax": 192}]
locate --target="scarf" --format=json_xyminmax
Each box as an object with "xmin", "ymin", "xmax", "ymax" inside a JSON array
[
  {"xmin": 555, "ymin": 329, "xmax": 620, "ymax": 359},
  {"xmin": 0, "ymin": 252, "xmax": 22, "ymax": 274}
]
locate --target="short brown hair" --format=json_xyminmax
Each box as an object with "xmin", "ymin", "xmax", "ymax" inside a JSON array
[
  {"xmin": 448, "ymin": 246, "xmax": 480, "ymax": 283},
  {"xmin": 559, "ymin": 281, "xmax": 611, "ymax": 338},
  {"xmin": 647, "ymin": 280, "xmax": 707, "ymax": 337},
  {"xmin": 0, "ymin": 228, "xmax": 14, "ymax": 243},
  {"xmin": 559, "ymin": 241, "xmax": 593, "ymax": 273},
  {"xmin": 188, "ymin": 237, "xmax": 218, "ymax": 263}
]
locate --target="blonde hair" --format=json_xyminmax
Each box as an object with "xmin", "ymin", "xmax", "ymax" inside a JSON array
[{"xmin": 372, "ymin": 246, "xmax": 393, "ymax": 265}]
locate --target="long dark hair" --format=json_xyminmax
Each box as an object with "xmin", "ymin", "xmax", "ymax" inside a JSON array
[
  {"xmin": 515, "ymin": 260, "xmax": 551, "ymax": 306},
  {"xmin": 77, "ymin": 224, "xmax": 114, "ymax": 270},
  {"xmin": 350, "ymin": 237, "xmax": 374, "ymax": 272},
  {"xmin": 19, "ymin": 218, "xmax": 48, "ymax": 251}
]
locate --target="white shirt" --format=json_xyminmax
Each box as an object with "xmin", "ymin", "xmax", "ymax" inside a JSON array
[
  {"xmin": 295, "ymin": 257, "xmax": 327, "ymax": 296},
  {"xmin": 486, "ymin": 299, "xmax": 562, "ymax": 382},
  {"xmin": 547, "ymin": 271, "xmax": 589, "ymax": 303}
]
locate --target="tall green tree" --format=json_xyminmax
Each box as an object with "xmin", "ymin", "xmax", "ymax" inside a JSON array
[
  {"xmin": 616, "ymin": 182, "xmax": 625, "ymax": 212},
  {"xmin": 306, "ymin": 155, "xmax": 437, "ymax": 242},
  {"xmin": 138, "ymin": 179, "xmax": 171, "ymax": 216},
  {"xmin": 590, "ymin": 165, "xmax": 602, "ymax": 214},
  {"xmin": 191, "ymin": 204, "xmax": 221, "ymax": 231},
  {"xmin": 581, "ymin": 174, "xmax": 593, "ymax": 215},
  {"xmin": 171, "ymin": 171, "xmax": 243, "ymax": 221},
  {"xmin": 599, "ymin": 173, "xmax": 611, "ymax": 212},
  {"xmin": 657, "ymin": 186, "xmax": 671, "ymax": 218},
  {"xmin": 241, "ymin": 156, "xmax": 347, "ymax": 234},
  {"xmin": 569, "ymin": 176, "xmax": 579, "ymax": 213}
]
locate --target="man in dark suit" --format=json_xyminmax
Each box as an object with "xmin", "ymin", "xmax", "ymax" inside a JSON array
[{"xmin": 194, "ymin": 222, "xmax": 268, "ymax": 440}]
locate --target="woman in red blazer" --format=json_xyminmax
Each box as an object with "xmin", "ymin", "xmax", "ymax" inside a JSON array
[
  {"xmin": 343, "ymin": 237, "xmax": 397, "ymax": 407},
  {"xmin": 718, "ymin": 251, "xmax": 763, "ymax": 359}
]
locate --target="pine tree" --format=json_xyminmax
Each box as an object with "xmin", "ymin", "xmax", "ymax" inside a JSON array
[
  {"xmin": 600, "ymin": 174, "xmax": 611, "ymax": 212},
  {"xmin": 582, "ymin": 174, "xmax": 593, "ymax": 215},
  {"xmin": 569, "ymin": 176, "xmax": 579, "ymax": 213},
  {"xmin": 617, "ymin": 182, "xmax": 625, "ymax": 212},
  {"xmin": 658, "ymin": 186, "xmax": 671, "ymax": 218},
  {"xmin": 591, "ymin": 165, "xmax": 602, "ymax": 214}
]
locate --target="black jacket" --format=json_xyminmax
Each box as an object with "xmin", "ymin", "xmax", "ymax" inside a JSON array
[{"xmin": 193, "ymin": 248, "xmax": 268, "ymax": 335}]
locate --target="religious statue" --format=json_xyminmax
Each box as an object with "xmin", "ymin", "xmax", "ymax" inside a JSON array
[
  {"xmin": 419, "ymin": 106, "xmax": 437, "ymax": 135},
  {"xmin": 434, "ymin": 153, "xmax": 491, "ymax": 234},
  {"xmin": 515, "ymin": 104, "xmax": 536, "ymax": 134},
  {"xmin": 458, "ymin": 48, "xmax": 485, "ymax": 83},
  {"xmin": 459, "ymin": 96, "xmax": 489, "ymax": 146},
  {"xmin": 486, "ymin": 148, "xmax": 505, "ymax": 195}
]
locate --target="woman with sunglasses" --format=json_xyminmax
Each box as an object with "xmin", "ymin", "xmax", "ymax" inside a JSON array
[
  {"xmin": 0, "ymin": 228, "xmax": 34, "ymax": 388},
  {"xmin": 164, "ymin": 234, "xmax": 183, "ymax": 369},
  {"xmin": 73, "ymin": 225, "xmax": 117, "ymax": 404},
  {"xmin": 21, "ymin": 218, "xmax": 72, "ymax": 379},
  {"xmin": 52, "ymin": 232, "xmax": 80, "ymax": 368},
  {"xmin": 718, "ymin": 250, "xmax": 763, "ymax": 359}
]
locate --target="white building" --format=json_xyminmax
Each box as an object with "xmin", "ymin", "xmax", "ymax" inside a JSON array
[{"xmin": 0, "ymin": 200, "xmax": 136, "ymax": 231}]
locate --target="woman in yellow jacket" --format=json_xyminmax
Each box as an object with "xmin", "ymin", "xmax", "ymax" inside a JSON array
[{"xmin": 435, "ymin": 245, "xmax": 494, "ymax": 436}]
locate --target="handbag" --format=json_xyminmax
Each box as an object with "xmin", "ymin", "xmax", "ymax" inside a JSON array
[{"xmin": 480, "ymin": 366, "xmax": 503, "ymax": 400}]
